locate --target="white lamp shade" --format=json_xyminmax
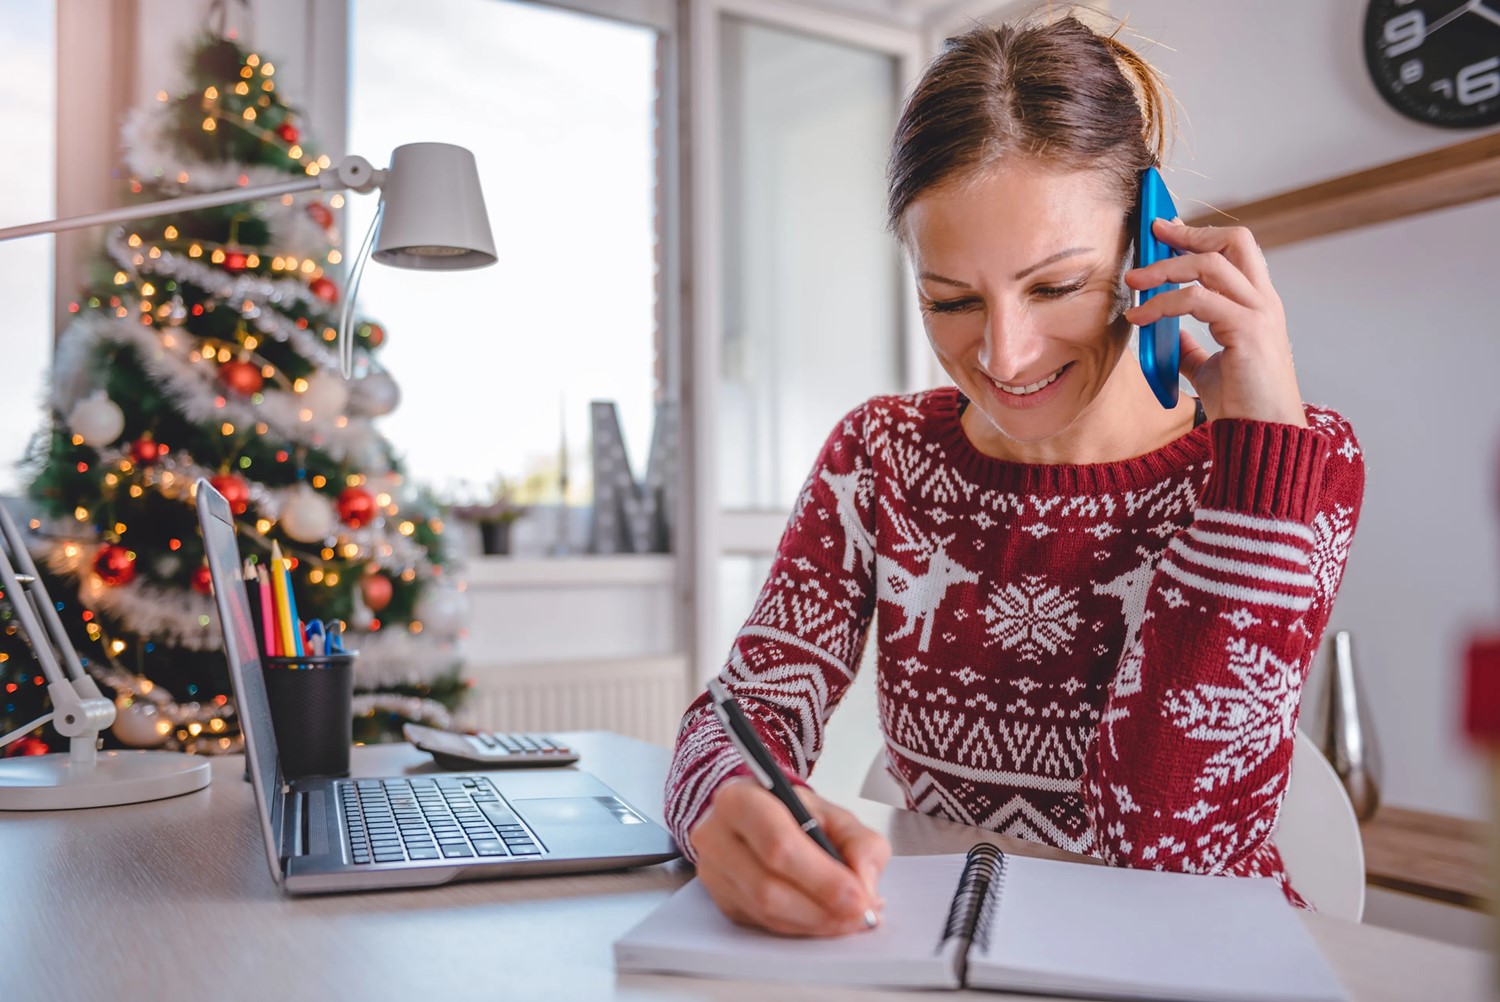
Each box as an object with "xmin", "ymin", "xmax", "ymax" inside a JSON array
[{"xmin": 372, "ymin": 143, "xmax": 497, "ymax": 270}]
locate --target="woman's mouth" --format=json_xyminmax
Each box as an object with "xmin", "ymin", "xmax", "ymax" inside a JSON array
[{"xmin": 982, "ymin": 363, "xmax": 1072, "ymax": 409}]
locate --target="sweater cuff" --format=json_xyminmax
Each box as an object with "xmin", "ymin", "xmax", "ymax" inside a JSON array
[{"xmin": 1201, "ymin": 418, "xmax": 1331, "ymax": 524}]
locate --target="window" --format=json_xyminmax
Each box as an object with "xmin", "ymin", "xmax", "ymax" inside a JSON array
[
  {"xmin": 717, "ymin": 17, "xmax": 905, "ymax": 510},
  {"xmin": 0, "ymin": 3, "xmax": 56, "ymax": 495},
  {"xmin": 349, "ymin": 0, "xmax": 664, "ymax": 504}
]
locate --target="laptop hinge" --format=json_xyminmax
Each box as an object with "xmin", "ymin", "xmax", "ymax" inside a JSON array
[{"xmin": 283, "ymin": 788, "xmax": 305, "ymax": 859}]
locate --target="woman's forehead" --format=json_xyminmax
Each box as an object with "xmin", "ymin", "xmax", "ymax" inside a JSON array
[{"xmin": 904, "ymin": 167, "xmax": 1125, "ymax": 274}]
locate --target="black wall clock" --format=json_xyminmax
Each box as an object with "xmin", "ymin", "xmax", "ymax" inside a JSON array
[{"xmin": 1364, "ymin": 0, "xmax": 1500, "ymax": 127}]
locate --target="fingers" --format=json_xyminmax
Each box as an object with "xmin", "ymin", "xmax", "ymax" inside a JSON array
[
  {"xmin": 738, "ymin": 787, "xmax": 875, "ymax": 919},
  {"xmin": 1124, "ymin": 282, "xmax": 1251, "ymax": 340},
  {"xmin": 695, "ymin": 823, "xmax": 869, "ymax": 937},
  {"xmin": 812, "ymin": 793, "xmax": 892, "ymax": 900},
  {"xmin": 690, "ymin": 780, "xmax": 883, "ymax": 938},
  {"xmin": 1124, "ymin": 244, "xmax": 1259, "ymax": 308},
  {"xmin": 1176, "ymin": 328, "xmax": 1214, "ymax": 391},
  {"xmin": 1146, "ymin": 218, "xmax": 1273, "ymax": 293}
]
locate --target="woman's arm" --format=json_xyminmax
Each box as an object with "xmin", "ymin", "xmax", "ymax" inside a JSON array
[
  {"xmin": 1084, "ymin": 406, "xmax": 1365, "ymax": 874},
  {"xmin": 663, "ymin": 402, "xmax": 882, "ymax": 859}
]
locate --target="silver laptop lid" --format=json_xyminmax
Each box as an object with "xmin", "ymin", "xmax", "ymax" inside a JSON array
[{"xmin": 195, "ymin": 478, "xmax": 286, "ymax": 886}]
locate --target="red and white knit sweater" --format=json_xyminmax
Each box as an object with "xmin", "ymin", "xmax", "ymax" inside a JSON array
[{"xmin": 665, "ymin": 386, "xmax": 1365, "ymax": 905}]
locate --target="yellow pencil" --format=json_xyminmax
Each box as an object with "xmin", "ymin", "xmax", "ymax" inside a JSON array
[{"xmin": 269, "ymin": 541, "xmax": 298, "ymax": 658}]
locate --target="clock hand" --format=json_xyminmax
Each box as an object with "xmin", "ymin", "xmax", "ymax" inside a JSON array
[
  {"xmin": 1423, "ymin": 0, "xmax": 1478, "ymax": 36},
  {"xmin": 1471, "ymin": 0, "xmax": 1500, "ymax": 28}
]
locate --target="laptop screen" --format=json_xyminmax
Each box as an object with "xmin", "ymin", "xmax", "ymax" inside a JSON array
[{"xmin": 195, "ymin": 478, "xmax": 286, "ymax": 884}]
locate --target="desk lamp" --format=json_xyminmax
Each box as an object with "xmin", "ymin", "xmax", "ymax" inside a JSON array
[{"xmin": 0, "ymin": 143, "xmax": 496, "ymax": 809}]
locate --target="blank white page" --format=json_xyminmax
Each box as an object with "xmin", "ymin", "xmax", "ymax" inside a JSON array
[{"xmin": 969, "ymin": 855, "xmax": 1348, "ymax": 1002}]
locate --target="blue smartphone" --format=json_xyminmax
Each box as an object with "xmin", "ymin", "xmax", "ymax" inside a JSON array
[{"xmin": 1135, "ymin": 166, "xmax": 1180, "ymax": 409}]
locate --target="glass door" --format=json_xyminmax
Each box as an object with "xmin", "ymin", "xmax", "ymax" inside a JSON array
[{"xmin": 686, "ymin": 0, "xmax": 926, "ymax": 790}]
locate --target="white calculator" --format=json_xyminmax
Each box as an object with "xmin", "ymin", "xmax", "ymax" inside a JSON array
[{"xmin": 402, "ymin": 722, "xmax": 580, "ymax": 770}]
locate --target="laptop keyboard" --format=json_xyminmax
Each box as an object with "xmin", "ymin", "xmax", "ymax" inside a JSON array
[{"xmin": 339, "ymin": 776, "xmax": 546, "ymax": 865}]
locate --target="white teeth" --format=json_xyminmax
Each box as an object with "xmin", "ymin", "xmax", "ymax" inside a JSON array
[{"xmin": 997, "ymin": 367, "xmax": 1064, "ymax": 395}]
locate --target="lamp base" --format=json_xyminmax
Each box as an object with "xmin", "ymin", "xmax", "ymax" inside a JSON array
[{"xmin": 0, "ymin": 750, "xmax": 212, "ymax": 810}]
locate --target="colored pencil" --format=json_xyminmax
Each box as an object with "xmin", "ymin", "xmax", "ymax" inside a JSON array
[
  {"xmin": 257, "ymin": 566, "xmax": 277, "ymax": 657},
  {"xmin": 269, "ymin": 541, "xmax": 298, "ymax": 658}
]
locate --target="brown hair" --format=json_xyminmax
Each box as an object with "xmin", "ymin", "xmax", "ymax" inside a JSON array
[{"xmin": 886, "ymin": 11, "xmax": 1176, "ymax": 236}]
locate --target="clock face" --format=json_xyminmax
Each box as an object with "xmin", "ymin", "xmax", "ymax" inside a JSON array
[{"xmin": 1364, "ymin": 0, "xmax": 1500, "ymax": 127}]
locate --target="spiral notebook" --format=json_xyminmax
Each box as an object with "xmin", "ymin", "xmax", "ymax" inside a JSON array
[{"xmin": 614, "ymin": 845, "xmax": 1348, "ymax": 1001}]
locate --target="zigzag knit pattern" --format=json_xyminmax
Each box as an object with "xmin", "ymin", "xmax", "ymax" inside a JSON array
[{"xmin": 665, "ymin": 387, "xmax": 1364, "ymax": 906}]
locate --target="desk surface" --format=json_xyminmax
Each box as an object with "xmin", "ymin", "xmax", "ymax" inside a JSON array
[{"xmin": 1, "ymin": 733, "xmax": 1489, "ymax": 1002}]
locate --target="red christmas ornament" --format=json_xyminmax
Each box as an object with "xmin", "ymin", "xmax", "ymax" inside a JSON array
[
  {"xmin": 223, "ymin": 249, "xmax": 249, "ymax": 273},
  {"xmin": 309, "ymin": 276, "xmax": 339, "ymax": 303},
  {"xmin": 337, "ymin": 486, "xmax": 377, "ymax": 528},
  {"xmin": 360, "ymin": 322, "xmax": 385, "ymax": 348},
  {"xmin": 361, "ymin": 572, "xmax": 393, "ymax": 613},
  {"xmin": 3, "ymin": 735, "xmax": 49, "ymax": 758},
  {"xmin": 306, "ymin": 202, "xmax": 334, "ymax": 229},
  {"xmin": 277, "ymin": 122, "xmax": 300, "ymax": 144},
  {"xmin": 129, "ymin": 433, "xmax": 164, "ymax": 465},
  {"xmin": 93, "ymin": 543, "xmax": 137, "ymax": 587},
  {"xmin": 218, "ymin": 359, "xmax": 264, "ymax": 396},
  {"xmin": 191, "ymin": 564, "xmax": 214, "ymax": 595},
  {"xmin": 210, "ymin": 473, "xmax": 251, "ymax": 516}
]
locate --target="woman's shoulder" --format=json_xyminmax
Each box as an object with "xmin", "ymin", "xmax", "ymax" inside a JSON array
[{"xmin": 840, "ymin": 386, "xmax": 961, "ymax": 429}]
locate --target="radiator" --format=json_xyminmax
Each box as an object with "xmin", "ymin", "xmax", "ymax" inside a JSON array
[{"xmin": 455, "ymin": 655, "xmax": 689, "ymax": 747}]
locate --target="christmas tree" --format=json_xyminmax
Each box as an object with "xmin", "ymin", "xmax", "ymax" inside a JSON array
[{"xmin": 0, "ymin": 32, "xmax": 469, "ymax": 757}]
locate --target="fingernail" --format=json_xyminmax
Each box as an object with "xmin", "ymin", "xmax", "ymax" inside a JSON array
[{"xmin": 863, "ymin": 908, "xmax": 879, "ymax": 929}]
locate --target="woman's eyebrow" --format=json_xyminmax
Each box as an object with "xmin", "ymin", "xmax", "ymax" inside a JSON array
[
  {"xmin": 1012, "ymin": 247, "xmax": 1093, "ymax": 280},
  {"xmin": 919, "ymin": 247, "xmax": 1095, "ymax": 289}
]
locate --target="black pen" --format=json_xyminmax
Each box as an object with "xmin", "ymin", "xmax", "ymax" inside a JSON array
[{"xmin": 705, "ymin": 678, "xmax": 878, "ymax": 929}]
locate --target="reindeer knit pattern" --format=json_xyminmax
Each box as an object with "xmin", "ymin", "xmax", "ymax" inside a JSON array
[{"xmin": 665, "ymin": 387, "xmax": 1365, "ymax": 906}]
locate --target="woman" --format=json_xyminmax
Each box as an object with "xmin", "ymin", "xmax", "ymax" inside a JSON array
[{"xmin": 664, "ymin": 14, "xmax": 1364, "ymax": 937}]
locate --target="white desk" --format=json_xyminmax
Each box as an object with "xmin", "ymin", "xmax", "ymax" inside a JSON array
[{"xmin": 1, "ymin": 732, "xmax": 1488, "ymax": 1001}]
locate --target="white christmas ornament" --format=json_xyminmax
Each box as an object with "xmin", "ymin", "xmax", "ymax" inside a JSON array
[
  {"xmin": 300, "ymin": 371, "xmax": 349, "ymax": 418},
  {"xmin": 280, "ymin": 486, "xmax": 337, "ymax": 542},
  {"xmin": 68, "ymin": 390, "xmax": 125, "ymax": 447},
  {"xmin": 111, "ymin": 699, "xmax": 173, "ymax": 748},
  {"xmin": 414, "ymin": 586, "xmax": 469, "ymax": 634},
  {"xmin": 351, "ymin": 371, "xmax": 400, "ymax": 417}
]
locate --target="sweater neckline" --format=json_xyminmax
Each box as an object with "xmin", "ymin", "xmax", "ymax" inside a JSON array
[{"xmin": 928, "ymin": 386, "xmax": 1213, "ymax": 495}]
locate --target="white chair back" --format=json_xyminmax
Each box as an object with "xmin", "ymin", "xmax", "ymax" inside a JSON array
[{"xmin": 857, "ymin": 728, "xmax": 1364, "ymax": 921}]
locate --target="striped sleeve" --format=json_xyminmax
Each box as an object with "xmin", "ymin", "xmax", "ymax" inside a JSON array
[
  {"xmin": 1161, "ymin": 510, "xmax": 1317, "ymax": 612},
  {"xmin": 1085, "ymin": 407, "xmax": 1364, "ymax": 886}
]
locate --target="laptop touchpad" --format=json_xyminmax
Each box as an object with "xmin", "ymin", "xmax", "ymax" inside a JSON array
[{"xmin": 513, "ymin": 796, "xmax": 645, "ymax": 826}]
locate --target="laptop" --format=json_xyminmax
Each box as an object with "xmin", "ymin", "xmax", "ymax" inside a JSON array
[{"xmin": 195, "ymin": 478, "xmax": 680, "ymax": 894}]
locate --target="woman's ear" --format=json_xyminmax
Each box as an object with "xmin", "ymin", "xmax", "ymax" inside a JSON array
[{"xmin": 1107, "ymin": 240, "xmax": 1134, "ymax": 324}]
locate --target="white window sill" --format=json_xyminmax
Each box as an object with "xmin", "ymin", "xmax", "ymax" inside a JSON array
[{"xmin": 460, "ymin": 554, "xmax": 677, "ymax": 590}]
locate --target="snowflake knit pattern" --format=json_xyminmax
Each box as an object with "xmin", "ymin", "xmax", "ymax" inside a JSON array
[{"xmin": 665, "ymin": 386, "xmax": 1365, "ymax": 906}]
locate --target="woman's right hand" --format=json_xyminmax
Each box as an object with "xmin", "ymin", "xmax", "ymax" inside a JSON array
[{"xmin": 688, "ymin": 776, "xmax": 891, "ymax": 937}]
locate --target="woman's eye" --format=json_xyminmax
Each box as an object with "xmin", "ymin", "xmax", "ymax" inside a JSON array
[
  {"xmin": 923, "ymin": 298, "xmax": 981, "ymax": 315},
  {"xmin": 1034, "ymin": 282, "xmax": 1086, "ymax": 300}
]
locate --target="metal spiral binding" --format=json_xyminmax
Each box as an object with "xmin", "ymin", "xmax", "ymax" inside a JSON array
[{"xmin": 939, "ymin": 842, "xmax": 1007, "ymax": 965}]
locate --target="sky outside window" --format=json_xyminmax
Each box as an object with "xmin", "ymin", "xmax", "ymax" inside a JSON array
[
  {"xmin": 349, "ymin": 0, "xmax": 660, "ymax": 504},
  {"xmin": 0, "ymin": 2, "xmax": 57, "ymax": 495}
]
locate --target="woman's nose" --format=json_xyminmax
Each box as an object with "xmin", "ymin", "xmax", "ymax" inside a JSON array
[{"xmin": 979, "ymin": 307, "xmax": 1046, "ymax": 381}]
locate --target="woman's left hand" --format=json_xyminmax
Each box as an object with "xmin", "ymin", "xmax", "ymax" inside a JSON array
[{"xmin": 1122, "ymin": 218, "xmax": 1307, "ymax": 428}]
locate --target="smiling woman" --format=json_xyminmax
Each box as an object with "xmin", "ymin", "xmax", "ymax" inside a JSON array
[
  {"xmin": 0, "ymin": 2, "xmax": 56, "ymax": 495},
  {"xmin": 664, "ymin": 11, "xmax": 1367, "ymax": 940}
]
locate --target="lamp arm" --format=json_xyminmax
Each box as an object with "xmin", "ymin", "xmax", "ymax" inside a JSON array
[
  {"xmin": 0, "ymin": 506, "xmax": 116, "ymax": 764},
  {"xmin": 0, "ymin": 155, "xmax": 385, "ymax": 242}
]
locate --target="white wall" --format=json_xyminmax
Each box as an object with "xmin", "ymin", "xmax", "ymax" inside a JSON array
[{"xmin": 1107, "ymin": 0, "xmax": 1500, "ymax": 819}]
